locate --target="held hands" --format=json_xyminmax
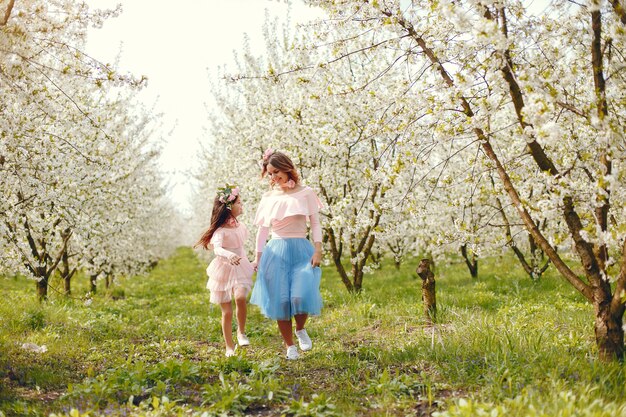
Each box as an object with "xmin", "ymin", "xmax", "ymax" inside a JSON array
[
  {"xmin": 227, "ymin": 253, "xmax": 242, "ymax": 265},
  {"xmin": 252, "ymin": 253, "xmax": 262, "ymax": 272}
]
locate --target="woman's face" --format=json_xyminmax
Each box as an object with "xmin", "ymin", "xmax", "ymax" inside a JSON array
[
  {"xmin": 230, "ymin": 197, "xmax": 243, "ymax": 217},
  {"xmin": 266, "ymin": 164, "xmax": 290, "ymax": 188}
]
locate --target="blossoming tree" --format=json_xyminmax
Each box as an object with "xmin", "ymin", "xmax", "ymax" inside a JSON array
[
  {"xmin": 0, "ymin": 0, "xmax": 177, "ymax": 300},
  {"xmin": 302, "ymin": 0, "xmax": 626, "ymax": 361}
]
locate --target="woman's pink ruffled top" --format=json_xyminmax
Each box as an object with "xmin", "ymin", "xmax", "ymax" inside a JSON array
[
  {"xmin": 254, "ymin": 186, "xmax": 323, "ymax": 250},
  {"xmin": 255, "ymin": 186, "xmax": 322, "ymax": 226},
  {"xmin": 206, "ymin": 223, "xmax": 253, "ymax": 292}
]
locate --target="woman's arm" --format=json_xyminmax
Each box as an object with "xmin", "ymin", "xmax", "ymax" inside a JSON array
[
  {"xmin": 254, "ymin": 226, "xmax": 270, "ymax": 269},
  {"xmin": 309, "ymin": 212, "xmax": 322, "ymax": 267}
]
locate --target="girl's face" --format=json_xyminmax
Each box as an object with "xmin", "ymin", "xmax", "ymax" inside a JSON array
[
  {"xmin": 266, "ymin": 164, "xmax": 289, "ymax": 188},
  {"xmin": 230, "ymin": 197, "xmax": 243, "ymax": 217}
]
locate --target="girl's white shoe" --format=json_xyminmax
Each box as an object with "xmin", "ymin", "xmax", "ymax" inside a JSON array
[
  {"xmin": 225, "ymin": 345, "xmax": 237, "ymax": 357},
  {"xmin": 237, "ymin": 333, "xmax": 250, "ymax": 346},
  {"xmin": 286, "ymin": 345, "xmax": 299, "ymax": 360},
  {"xmin": 295, "ymin": 329, "xmax": 312, "ymax": 351}
]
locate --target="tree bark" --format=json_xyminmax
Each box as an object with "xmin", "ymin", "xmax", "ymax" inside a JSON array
[
  {"xmin": 63, "ymin": 276, "xmax": 71, "ymax": 295},
  {"xmin": 591, "ymin": 7, "xmax": 611, "ymax": 274},
  {"xmin": 322, "ymin": 181, "xmax": 381, "ymax": 293},
  {"xmin": 59, "ymin": 237, "xmax": 77, "ymax": 296},
  {"xmin": 609, "ymin": 0, "xmax": 626, "ymax": 25},
  {"xmin": 588, "ymin": 4, "xmax": 623, "ymax": 361},
  {"xmin": 90, "ymin": 274, "xmax": 99, "ymax": 294},
  {"xmin": 384, "ymin": 237, "xmax": 404, "ymax": 269},
  {"xmin": 1, "ymin": 0, "xmax": 15, "ymax": 26},
  {"xmin": 327, "ymin": 226, "xmax": 354, "ymax": 292},
  {"xmin": 594, "ymin": 286, "xmax": 624, "ymax": 361},
  {"xmin": 417, "ymin": 259, "xmax": 436, "ymax": 324},
  {"xmin": 36, "ymin": 275, "xmax": 49, "ymax": 302},
  {"xmin": 460, "ymin": 244, "xmax": 478, "ymax": 278},
  {"xmin": 27, "ymin": 225, "xmax": 73, "ymax": 302},
  {"xmin": 494, "ymin": 191, "xmax": 550, "ymax": 280}
]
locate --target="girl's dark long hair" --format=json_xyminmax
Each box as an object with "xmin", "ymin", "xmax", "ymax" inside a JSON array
[{"xmin": 194, "ymin": 195, "xmax": 236, "ymax": 250}]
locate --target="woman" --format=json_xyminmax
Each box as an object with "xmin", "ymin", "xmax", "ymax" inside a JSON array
[{"xmin": 250, "ymin": 149, "xmax": 323, "ymax": 360}]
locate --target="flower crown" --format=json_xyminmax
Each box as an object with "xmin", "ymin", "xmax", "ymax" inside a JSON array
[
  {"xmin": 217, "ymin": 184, "xmax": 240, "ymax": 209},
  {"xmin": 262, "ymin": 148, "xmax": 274, "ymax": 162}
]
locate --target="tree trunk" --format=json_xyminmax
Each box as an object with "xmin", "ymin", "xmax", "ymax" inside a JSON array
[
  {"xmin": 61, "ymin": 247, "xmax": 70, "ymax": 295},
  {"xmin": 417, "ymin": 259, "xmax": 436, "ymax": 324},
  {"xmin": 387, "ymin": 240, "xmax": 404, "ymax": 270},
  {"xmin": 327, "ymin": 227, "xmax": 354, "ymax": 292},
  {"xmin": 460, "ymin": 244, "xmax": 478, "ymax": 278},
  {"xmin": 594, "ymin": 291, "xmax": 624, "ymax": 362},
  {"xmin": 588, "ymin": 5, "xmax": 622, "ymax": 361},
  {"xmin": 319, "ymin": 183, "xmax": 381, "ymax": 294},
  {"xmin": 90, "ymin": 274, "xmax": 98, "ymax": 294},
  {"xmin": 63, "ymin": 277, "xmax": 71, "ymax": 295},
  {"xmin": 36, "ymin": 277, "xmax": 48, "ymax": 302},
  {"xmin": 352, "ymin": 266, "xmax": 363, "ymax": 293}
]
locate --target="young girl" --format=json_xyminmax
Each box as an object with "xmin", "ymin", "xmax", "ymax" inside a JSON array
[
  {"xmin": 195, "ymin": 184, "xmax": 253, "ymax": 357},
  {"xmin": 250, "ymin": 149, "xmax": 323, "ymax": 360}
]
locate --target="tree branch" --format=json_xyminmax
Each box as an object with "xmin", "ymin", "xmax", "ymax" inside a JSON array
[
  {"xmin": 490, "ymin": 4, "xmax": 602, "ymax": 289},
  {"xmin": 381, "ymin": 7, "xmax": 593, "ymax": 301},
  {"xmin": 591, "ymin": 6, "xmax": 611, "ymax": 272},
  {"xmin": 1, "ymin": 0, "xmax": 15, "ymax": 26},
  {"xmin": 609, "ymin": 0, "xmax": 626, "ymax": 25},
  {"xmin": 46, "ymin": 228, "xmax": 73, "ymax": 279},
  {"xmin": 494, "ymin": 187, "xmax": 534, "ymax": 276},
  {"xmin": 494, "ymin": 6, "xmax": 558, "ymax": 175}
]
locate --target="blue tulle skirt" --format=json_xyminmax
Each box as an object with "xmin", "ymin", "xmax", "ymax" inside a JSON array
[{"xmin": 250, "ymin": 238, "xmax": 322, "ymax": 320}]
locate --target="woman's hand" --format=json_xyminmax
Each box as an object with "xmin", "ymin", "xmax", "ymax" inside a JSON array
[
  {"xmin": 311, "ymin": 242, "xmax": 322, "ymax": 268},
  {"xmin": 252, "ymin": 253, "xmax": 262, "ymax": 272},
  {"xmin": 310, "ymin": 250, "xmax": 322, "ymax": 268}
]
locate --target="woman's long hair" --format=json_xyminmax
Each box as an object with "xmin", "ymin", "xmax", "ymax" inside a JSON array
[
  {"xmin": 261, "ymin": 150, "xmax": 300, "ymax": 184},
  {"xmin": 194, "ymin": 195, "xmax": 237, "ymax": 250}
]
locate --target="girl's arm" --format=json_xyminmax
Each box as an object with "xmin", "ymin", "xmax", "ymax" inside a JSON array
[
  {"xmin": 309, "ymin": 212, "xmax": 323, "ymax": 267},
  {"xmin": 212, "ymin": 231, "xmax": 241, "ymax": 265}
]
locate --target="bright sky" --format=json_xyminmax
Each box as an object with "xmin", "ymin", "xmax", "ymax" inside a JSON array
[{"xmin": 86, "ymin": 0, "xmax": 322, "ymax": 213}]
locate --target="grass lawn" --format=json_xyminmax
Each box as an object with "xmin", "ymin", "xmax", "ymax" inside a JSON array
[{"xmin": 1, "ymin": 247, "xmax": 625, "ymax": 416}]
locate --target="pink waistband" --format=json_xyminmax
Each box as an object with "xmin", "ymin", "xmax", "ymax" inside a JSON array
[{"xmin": 271, "ymin": 232, "xmax": 307, "ymax": 239}]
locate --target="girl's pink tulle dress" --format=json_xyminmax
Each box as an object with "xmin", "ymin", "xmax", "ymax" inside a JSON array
[{"xmin": 206, "ymin": 222, "xmax": 254, "ymax": 304}]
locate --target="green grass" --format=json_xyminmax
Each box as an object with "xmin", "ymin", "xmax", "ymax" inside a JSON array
[{"xmin": 1, "ymin": 247, "xmax": 625, "ymax": 416}]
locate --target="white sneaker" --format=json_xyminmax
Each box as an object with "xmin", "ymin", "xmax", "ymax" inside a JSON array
[
  {"xmin": 286, "ymin": 345, "xmax": 299, "ymax": 360},
  {"xmin": 237, "ymin": 333, "xmax": 250, "ymax": 346},
  {"xmin": 295, "ymin": 329, "xmax": 312, "ymax": 351},
  {"xmin": 225, "ymin": 345, "xmax": 237, "ymax": 357}
]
